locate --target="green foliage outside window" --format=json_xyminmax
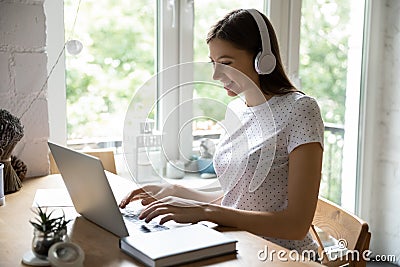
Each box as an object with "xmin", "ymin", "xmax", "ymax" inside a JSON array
[
  {"xmin": 300, "ymin": 0, "xmax": 350, "ymax": 126},
  {"xmin": 300, "ymin": 0, "xmax": 351, "ymax": 204},
  {"xmin": 64, "ymin": 0, "xmax": 155, "ymax": 139}
]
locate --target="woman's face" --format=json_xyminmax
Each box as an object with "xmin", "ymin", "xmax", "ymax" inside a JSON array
[{"xmin": 208, "ymin": 38, "xmax": 260, "ymax": 97}]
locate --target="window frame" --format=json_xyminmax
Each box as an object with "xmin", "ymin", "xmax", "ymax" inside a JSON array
[
  {"xmin": 45, "ymin": 0, "xmax": 67, "ymax": 145},
  {"xmin": 157, "ymin": 0, "xmax": 195, "ymax": 163}
]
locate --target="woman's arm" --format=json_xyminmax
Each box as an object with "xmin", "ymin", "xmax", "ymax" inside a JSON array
[
  {"xmin": 119, "ymin": 183, "xmax": 223, "ymax": 208},
  {"xmin": 175, "ymin": 186, "xmax": 224, "ymax": 204},
  {"xmin": 204, "ymin": 142, "xmax": 323, "ymax": 240},
  {"xmin": 140, "ymin": 142, "xmax": 322, "ymax": 241}
]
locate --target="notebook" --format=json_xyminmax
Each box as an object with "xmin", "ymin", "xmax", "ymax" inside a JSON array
[
  {"xmin": 120, "ymin": 223, "xmax": 237, "ymax": 267},
  {"xmin": 48, "ymin": 142, "xmax": 237, "ymax": 266}
]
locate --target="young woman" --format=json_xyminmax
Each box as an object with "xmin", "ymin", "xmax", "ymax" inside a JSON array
[{"xmin": 120, "ymin": 9, "xmax": 324, "ymax": 253}]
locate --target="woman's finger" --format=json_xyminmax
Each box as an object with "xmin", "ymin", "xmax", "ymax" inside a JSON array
[
  {"xmin": 143, "ymin": 207, "xmax": 171, "ymax": 223},
  {"xmin": 141, "ymin": 196, "xmax": 157, "ymax": 205},
  {"xmin": 119, "ymin": 188, "xmax": 147, "ymax": 207},
  {"xmin": 159, "ymin": 214, "xmax": 175, "ymax": 225},
  {"xmin": 139, "ymin": 200, "xmax": 168, "ymax": 219}
]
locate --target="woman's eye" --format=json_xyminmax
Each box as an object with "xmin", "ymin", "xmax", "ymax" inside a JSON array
[{"xmin": 209, "ymin": 61, "xmax": 231, "ymax": 67}]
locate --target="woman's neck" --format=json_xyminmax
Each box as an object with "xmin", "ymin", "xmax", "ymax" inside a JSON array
[{"xmin": 244, "ymin": 92, "xmax": 274, "ymax": 107}]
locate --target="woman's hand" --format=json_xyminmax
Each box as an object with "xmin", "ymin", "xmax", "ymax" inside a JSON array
[
  {"xmin": 138, "ymin": 196, "xmax": 208, "ymax": 225},
  {"xmin": 119, "ymin": 184, "xmax": 177, "ymax": 208}
]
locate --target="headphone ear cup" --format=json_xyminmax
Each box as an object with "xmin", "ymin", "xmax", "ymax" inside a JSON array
[{"xmin": 254, "ymin": 52, "xmax": 276, "ymax": 75}]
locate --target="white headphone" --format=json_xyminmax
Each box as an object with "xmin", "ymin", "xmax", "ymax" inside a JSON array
[{"xmin": 246, "ymin": 9, "xmax": 276, "ymax": 75}]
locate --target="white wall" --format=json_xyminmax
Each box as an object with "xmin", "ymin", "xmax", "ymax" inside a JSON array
[
  {"xmin": 362, "ymin": 0, "xmax": 400, "ymax": 263},
  {"xmin": 0, "ymin": 0, "xmax": 49, "ymax": 177}
]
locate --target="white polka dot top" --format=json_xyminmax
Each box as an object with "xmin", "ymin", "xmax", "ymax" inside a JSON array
[{"xmin": 213, "ymin": 92, "xmax": 324, "ymax": 252}]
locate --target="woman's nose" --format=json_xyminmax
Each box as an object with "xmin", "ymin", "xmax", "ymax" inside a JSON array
[{"xmin": 212, "ymin": 64, "xmax": 222, "ymax": 81}]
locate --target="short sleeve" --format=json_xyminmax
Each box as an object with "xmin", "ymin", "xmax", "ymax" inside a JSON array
[{"xmin": 286, "ymin": 96, "xmax": 324, "ymax": 153}]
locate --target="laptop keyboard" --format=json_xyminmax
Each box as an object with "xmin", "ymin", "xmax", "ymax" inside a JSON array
[{"xmin": 122, "ymin": 208, "xmax": 169, "ymax": 233}]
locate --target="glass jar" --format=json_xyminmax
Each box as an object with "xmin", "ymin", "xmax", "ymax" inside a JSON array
[{"xmin": 32, "ymin": 228, "xmax": 68, "ymax": 260}]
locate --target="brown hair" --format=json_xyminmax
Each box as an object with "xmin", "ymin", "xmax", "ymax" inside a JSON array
[{"xmin": 206, "ymin": 9, "xmax": 298, "ymax": 95}]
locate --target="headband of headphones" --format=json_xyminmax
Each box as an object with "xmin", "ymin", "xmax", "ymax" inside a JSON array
[{"xmin": 246, "ymin": 9, "xmax": 276, "ymax": 74}]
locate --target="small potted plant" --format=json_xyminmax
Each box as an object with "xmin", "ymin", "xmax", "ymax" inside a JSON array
[{"xmin": 29, "ymin": 206, "xmax": 71, "ymax": 260}]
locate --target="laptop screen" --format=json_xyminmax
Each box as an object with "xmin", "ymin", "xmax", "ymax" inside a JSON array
[{"xmin": 48, "ymin": 142, "xmax": 129, "ymax": 237}]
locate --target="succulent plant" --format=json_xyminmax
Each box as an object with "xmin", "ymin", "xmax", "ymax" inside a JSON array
[
  {"xmin": 30, "ymin": 206, "xmax": 72, "ymax": 259},
  {"xmin": 30, "ymin": 206, "xmax": 71, "ymax": 234}
]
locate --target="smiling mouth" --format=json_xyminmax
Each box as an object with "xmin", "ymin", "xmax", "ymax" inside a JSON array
[{"xmin": 224, "ymin": 81, "xmax": 234, "ymax": 89}]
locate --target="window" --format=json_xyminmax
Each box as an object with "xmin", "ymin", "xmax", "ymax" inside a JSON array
[
  {"xmin": 60, "ymin": 0, "xmax": 366, "ymax": 207},
  {"xmin": 63, "ymin": 0, "xmax": 156, "ymax": 176},
  {"xmin": 299, "ymin": 0, "xmax": 366, "ymax": 209},
  {"xmin": 64, "ymin": 0, "xmax": 156, "ymax": 146}
]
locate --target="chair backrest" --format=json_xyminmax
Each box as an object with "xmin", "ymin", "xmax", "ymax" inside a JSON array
[
  {"xmin": 49, "ymin": 148, "xmax": 117, "ymax": 174},
  {"xmin": 311, "ymin": 196, "xmax": 371, "ymax": 267}
]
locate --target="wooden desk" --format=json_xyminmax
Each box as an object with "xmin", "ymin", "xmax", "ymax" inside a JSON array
[{"xmin": 0, "ymin": 174, "xmax": 323, "ymax": 267}]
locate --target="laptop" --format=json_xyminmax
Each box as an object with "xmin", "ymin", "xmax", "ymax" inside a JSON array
[
  {"xmin": 48, "ymin": 142, "xmax": 237, "ymax": 266},
  {"xmin": 48, "ymin": 141, "xmax": 179, "ymax": 237}
]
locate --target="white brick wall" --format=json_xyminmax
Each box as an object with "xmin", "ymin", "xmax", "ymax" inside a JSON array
[
  {"xmin": 0, "ymin": 2, "xmax": 45, "ymax": 49},
  {"xmin": 0, "ymin": 52, "xmax": 10, "ymax": 88},
  {"xmin": 0, "ymin": 0, "xmax": 49, "ymax": 177},
  {"xmin": 368, "ymin": 0, "xmax": 400, "ymax": 264}
]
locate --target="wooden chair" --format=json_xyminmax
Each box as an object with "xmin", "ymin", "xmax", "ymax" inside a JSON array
[
  {"xmin": 310, "ymin": 196, "xmax": 371, "ymax": 267},
  {"xmin": 49, "ymin": 148, "xmax": 117, "ymax": 174}
]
